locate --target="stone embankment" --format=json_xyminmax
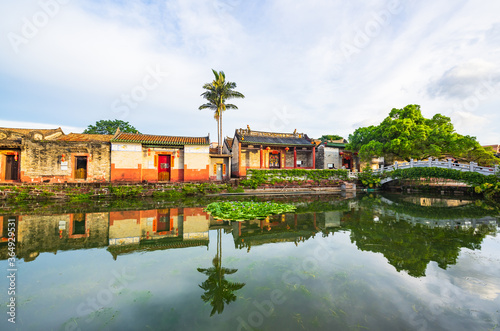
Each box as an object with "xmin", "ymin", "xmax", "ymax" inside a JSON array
[{"xmin": 0, "ymin": 181, "xmax": 356, "ymax": 202}]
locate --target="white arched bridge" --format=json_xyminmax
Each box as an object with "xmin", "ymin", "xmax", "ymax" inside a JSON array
[{"xmin": 362, "ymin": 157, "xmax": 499, "ymax": 185}]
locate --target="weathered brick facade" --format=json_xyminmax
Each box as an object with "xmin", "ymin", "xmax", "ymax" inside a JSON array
[
  {"xmin": 0, "ymin": 127, "xmax": 111, "ymax": 183},
  {"xmin": 20, "ymin": 139, "xmax": 111, "ymax": 183},
  {"xmin": 10, "ymin": 212, "xmax": 109, "ymax": 262}
]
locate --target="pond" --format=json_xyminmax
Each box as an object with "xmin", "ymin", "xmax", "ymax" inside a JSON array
[{"xmin": 1, "ymin": 193, "xmax": 499, "ymax": 330}]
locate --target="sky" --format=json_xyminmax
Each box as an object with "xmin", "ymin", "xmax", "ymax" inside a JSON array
[{"xmin": 0, "ymin": 0, "xmax": 499, "ymax": 144}]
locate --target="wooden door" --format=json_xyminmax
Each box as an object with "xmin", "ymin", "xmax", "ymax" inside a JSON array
[
  {"xmin": 75, "ymin": 156, "xmax": 87, "ymax": 179},
  {"xmin": 156, "ymin": 209, "xmax": 171, "ymax": 233},
  {"xmin": 216, "ymin": 164, "xmax": 223, "ymax": 180},
  {"xmin": 158, "ymin": 155, "xmax": 171, "ymax": 181},
  {"xmin": 5, "ymin": 155, "xmax": 18, "ymax": 180},
  {"xmin": 269, "ymin": 153, "xmax": 281, "ymax": 168}
]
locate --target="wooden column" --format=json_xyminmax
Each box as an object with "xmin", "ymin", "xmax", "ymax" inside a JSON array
[
  {"xmin": 238, "ymin": 142, "xmax": 242, "ymax": 177},
  {"xmin": 293, "ymin": 147, "xmax": 297, "ymax": 168},
  {"xmin": 312, "ymin": 146, "xmax": 316, "ymax": 169},
  {"xmin": 260, "ymin": 146, "xmax": 264, "ymax": 168}
]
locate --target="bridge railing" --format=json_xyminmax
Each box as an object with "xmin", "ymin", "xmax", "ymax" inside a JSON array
[{"xmin": 371, "ymin": 157, "xmax": 499, "ymax": 177}]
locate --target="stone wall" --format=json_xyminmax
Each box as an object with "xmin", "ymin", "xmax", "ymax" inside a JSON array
[
  {"xmin": 231, "ymin": 137, "xmax": 240, "ymax": 176},
  {"xmin": 315, "ymin": 146, "xmax": 342, "ymax": 169},
  {"xmin": 20, "ymin": 140, "xmax": 110, "ymax": 183}
]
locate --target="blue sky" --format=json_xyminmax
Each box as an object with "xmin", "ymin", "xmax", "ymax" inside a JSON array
[{"xmin": 1, "ymin": 0, "xmax": 499, "ymax": 144}]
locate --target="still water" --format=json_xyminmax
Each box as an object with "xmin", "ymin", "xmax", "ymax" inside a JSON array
[{"xmin": 1, "ymin": 193, "xmax": 499, "ymax": 330}]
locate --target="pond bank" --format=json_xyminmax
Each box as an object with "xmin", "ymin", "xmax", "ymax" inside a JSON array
[{"xmin": 0, "ymin": 181, "xmax": 356, "ymax": 204}]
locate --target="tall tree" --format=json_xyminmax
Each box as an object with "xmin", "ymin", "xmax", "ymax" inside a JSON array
[
  {"xmin": 347, "ymin": 104, "xmax": 497, "ymax": 166},
  {"xmin": 199, "ymin": 69, "xmax": 245, "ymax": 154},
  {"xmin": 197, "ymin": 229, "xmax": 245, "ymax": 316},
  {"xmin": 83, "ymin": 119, "xmax": 140, "ymax": 135}
]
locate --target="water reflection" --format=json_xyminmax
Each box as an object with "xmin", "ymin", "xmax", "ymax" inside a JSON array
[
  {"xmin": 0, "ymin": 194, "xmax": 499, "ymax": 330},
  {"xmin": 198, "ymin": 229, "xmax": 245, "ymax": 316},
  {"xmin": 0, "ymin": 195, "xmax": 498, "ymax": 279}
]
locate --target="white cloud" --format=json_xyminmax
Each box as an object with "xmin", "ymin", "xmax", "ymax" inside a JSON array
[{"xmin": 0, "ymin": 0, "xmax": 499, "ymax": 144}]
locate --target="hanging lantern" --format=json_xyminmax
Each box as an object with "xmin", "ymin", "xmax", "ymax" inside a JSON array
[
  {"xmin": 148, "ymin": 148, "xmax": 151, "ymax": 156},
  {"xmin": 61, "ymin": 153, "xmax": 65, "ymax": 162},
  {"xmin": 266, "ymin": 147, "xmax": 270, "ymax": 151},
  {"xmin": 176, "ymin": 150, "xmax": 180, "ymax": 158},
  {"xmin": 285, "ymin": 147, "xmax": 289, "ymax": 152},
  {"xmin": 14, "ymin": 152, "xmax": 18, "ymax": 161}
]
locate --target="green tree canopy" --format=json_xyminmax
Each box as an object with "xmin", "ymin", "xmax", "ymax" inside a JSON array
[
  {"xmin": 83, "ymin": 119, "xmax": 140, "ymax": 135},
  {"xmin": 319, "ymin": 134, "xmax": 344, "ymax": 141},
  {"xmin": 200, "ymin": 69, "xmax": 244, "ymax": 154},
  {"xmin": 346, "ymin": 105, "xmax": 497, "ymax": 166}
]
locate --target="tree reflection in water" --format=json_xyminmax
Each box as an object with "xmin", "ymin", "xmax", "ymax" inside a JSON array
[{"xmin": 197, "ymin": 229, "xmax": 245, "ymax": 316}]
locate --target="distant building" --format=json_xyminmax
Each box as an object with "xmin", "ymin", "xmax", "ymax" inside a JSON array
[
  {"xmin": 110, "ymin": 131, "xmax": 211, "ymax": 182},
  {"xmin": 0, "ymin": 127, "xmax": 111, "ymax": 183},
  {"xmin": 315, "ymin": 138, "xmax": 360, "ymax": 171},
  {"xmin": 230, "ymin": 127, "xmax": 316, "ymax": 177},
  {"xmin": 482, "ymin": 144, "xmax": 500, "ymax": 158}
]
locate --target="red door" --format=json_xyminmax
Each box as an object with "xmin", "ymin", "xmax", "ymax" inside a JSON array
[{"xmin": 158, "ymin": 155, "xmax": 171, "ymax": 181}]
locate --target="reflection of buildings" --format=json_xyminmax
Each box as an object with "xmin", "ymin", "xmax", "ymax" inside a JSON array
[
  {"xmin": 107, "ymin": 207, "xmax": 210, "ymax": 259},
  {"xmin": 0, "ymin": 213, "xmax": 109, "ymax": 262},
  {"xmin": 232, "ymin": 212, "xmax": 342, "ymax": 250},
  {"xmin": 0, "ymin": 207, "xmax": 211, "ymax": 262},
  {"xmin": 401, "ymin": 196, "xmax": 473, "ymax": 208}
]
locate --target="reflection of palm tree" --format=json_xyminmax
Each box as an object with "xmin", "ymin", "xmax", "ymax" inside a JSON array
[{"xmin": 197, "ymin": 229, "xmax": 245, "ymax": 316}]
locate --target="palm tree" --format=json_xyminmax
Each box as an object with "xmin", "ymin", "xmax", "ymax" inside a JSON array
[
  {"xmin": 199, "ymin": 69, "xmax": 245, "ymax": 154},
  {"xmin": 197, "ymin": 229, "xmax": 245, "ymax": 316}
]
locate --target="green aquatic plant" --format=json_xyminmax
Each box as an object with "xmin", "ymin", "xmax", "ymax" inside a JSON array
[{"xmin": 204, "ymin": 201, "xmax": 296, "ymax": 221}]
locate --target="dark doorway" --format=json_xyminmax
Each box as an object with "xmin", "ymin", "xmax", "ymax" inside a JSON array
[
  {"xmin": 72, "ymin": 213, "xmax": 86, "ymax": 235},
  {"xmin": 75, "ymin": 156, "xmax": 87, "ymax": 179},
  {"xmin": 5, "ymin": 155, "xmax": 19, "ymax": 180}
]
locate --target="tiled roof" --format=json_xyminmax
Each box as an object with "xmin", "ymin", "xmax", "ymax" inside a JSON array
[
  {"xmin": 0, "ymin": 127, "xmax": 64, "ymax": 140},
  {"xmin": 112, "ymin": 132, "xmax": 210, "ymax": 146},
  {"xmin": 225, "ymin": 137, "xmax": 233, "ymax": 149},
  {"xmin": 57, "ymin": 133, "xmax": 114, "ymax": 142},
  {"xmin": 324, "ymin": 142, "xmax": 346, "ymax": 148},
  {"xmin": 0, "ymin": 127, "xmax": 62, "ymax": 135},
  {"xmin": 235, "ymin": 128, "xmax": 313, "ymax": 147},
  {"xmin": 319, "ymin": 138, "xmax": 347, "ymax": 148}
]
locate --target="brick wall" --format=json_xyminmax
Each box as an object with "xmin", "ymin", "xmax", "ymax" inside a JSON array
[{"xmin": 20, "ymin": 140, "xmax": 110, "ymax": 183}]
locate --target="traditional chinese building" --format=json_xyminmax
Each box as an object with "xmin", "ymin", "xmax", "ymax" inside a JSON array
[
  {"xmin": 110, "ymin": 131, "xmax": 211, "ymax": 182},
  {"xmin": 483, "ymin": 144, "xmax": 500, "ymax": 158},
  {"xmin": 0, "ymin": 127, "xmax": 112, "ymax": 183},
  {"xmin": 315, "ymin": 138, "xmax": 360, "ymax": 171},
  {"xmin": 209, "ymin": 145, "xmax": 231, "ymax": 181},
  {"xmin": 230, "ymin": 127, "xmax": 316, "ymax": 177}
]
